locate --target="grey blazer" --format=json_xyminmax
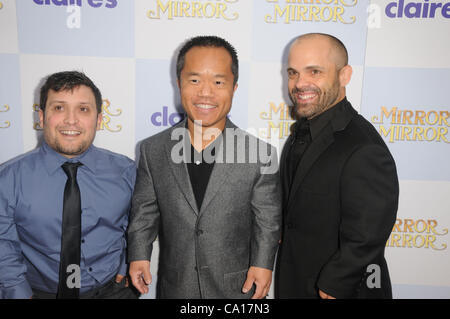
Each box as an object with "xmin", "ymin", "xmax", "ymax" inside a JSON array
[{"xmin": 127, "ymin": 119, "xmax": 282, "ymax": 298}]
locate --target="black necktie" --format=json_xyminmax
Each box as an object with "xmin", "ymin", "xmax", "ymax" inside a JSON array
[{"xmin": 57, "ymin": 162, "xmax": 83, "ymax": 299}]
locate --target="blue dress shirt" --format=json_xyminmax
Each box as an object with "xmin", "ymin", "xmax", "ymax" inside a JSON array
[{"xmin": 0, "ymin": 142, "xmax": 136, "ymax": 299}]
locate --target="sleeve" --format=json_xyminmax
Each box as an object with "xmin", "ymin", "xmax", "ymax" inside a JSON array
[
  {"xmin": 117, "ymin": 161, "xmax": 137, "ymax": 276},
  {"xmin": 126, "ymin": 142, "xmax": 160, "ymax": 262},
  {"xmin": 0, "ymin": 166, "xmax": 33, "ymax": 299},
  {"xmin": 316, "ymin": 144, "xmax": 399, "ymax": 298},
  {"xmin": 250, "ymin": 144, "xmax": 282, "ymax": 270}
]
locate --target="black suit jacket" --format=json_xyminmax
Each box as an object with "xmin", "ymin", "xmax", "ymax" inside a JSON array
[{"xmin": 275, "ymin": 99, "xmax": 399, "ymax": 299}]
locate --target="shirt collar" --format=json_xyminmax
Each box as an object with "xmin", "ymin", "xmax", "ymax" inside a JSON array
[
  {"xmin": 40, "ymin": 142, "xmax": 97, "ymax": 175},
  {"xmin": 309, "ymin": 97, "xmax": 348, "ymax": 140}
]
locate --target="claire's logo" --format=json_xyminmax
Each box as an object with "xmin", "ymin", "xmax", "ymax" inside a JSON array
[
  {"xmin": 385, "ymin": 0, "xmax": 450, "ymax": 18},
  {"xmin": 33, "ymin": 0, "xmax": 117, "ymax": 8},
  {"xmin": 151, "ymin": 106, "xmax": 185, "ymax": 127}
]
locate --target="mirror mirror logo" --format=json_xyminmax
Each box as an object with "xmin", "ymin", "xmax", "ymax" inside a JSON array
[{"xmin": 33, "ymin": 0, "xmax": 118, "ymax": 9}]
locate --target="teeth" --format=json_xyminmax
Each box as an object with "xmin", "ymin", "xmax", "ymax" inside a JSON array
[
  {"xmin": 61, "ymin": 130, "xmax": 81, "ymax": 135},
  {"xmin": 299, "ymin": 94, "xmax": 316, "ymax": 100},
  {"xmin": 196, "ymin": 104, "xmax": 216, "ymax": 109}
]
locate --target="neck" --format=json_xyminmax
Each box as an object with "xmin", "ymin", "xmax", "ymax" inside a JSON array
[{"xmin": 187, "ymin": 119, "xmax": 225, "ymax": 152}]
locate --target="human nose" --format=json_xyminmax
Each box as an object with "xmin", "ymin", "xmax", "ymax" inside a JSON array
[
  {"xmin": 293, "ymin": 72, "xmax": 309, "ymax": 89},
  {"xmin": 63, "ymin": 108, "xmax": 79, "ymax": 125},
  {"xmin": 198, "ymin": 81, "xmax": 213, "ymax": 97}
]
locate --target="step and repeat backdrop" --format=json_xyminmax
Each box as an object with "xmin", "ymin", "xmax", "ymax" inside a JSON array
[{"xmin": 0, "ymin": 0, "xmax": 449, "ymax": 298}]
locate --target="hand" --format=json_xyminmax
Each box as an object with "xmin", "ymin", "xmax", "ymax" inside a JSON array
[
  {"xmin": 114, "ymin": 274, "xmax": 129, "ymax": 287},
  {"xmin": 129, "ymin": 260, "xmax": 152, "ymax": 294},
  {"xmin": 242, "ymin": 266, "xmax": 272, "ymax": 299},
  {"xmin": 319, "ymin": 289, "xmax": 336, "ymax": 299}
]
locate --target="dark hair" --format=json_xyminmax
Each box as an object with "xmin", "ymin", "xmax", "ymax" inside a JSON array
[
  {"xmin": 176, "ymin": 35, "xmax": 239, "ymax": 85},
  {"xmin": 39, "ymin": 71, "xmax": 103, "ymax": 113}
]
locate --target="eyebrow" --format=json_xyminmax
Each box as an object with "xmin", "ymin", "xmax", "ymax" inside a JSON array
[
  {"xmin": 287, "ymin": 65, "xmax": 325, "ymax": 72},
  {"xmin": 305, "ymin": 65, "xmax": 325, "ymax": 70},
  {"xmin": 185, "ymin": 72, "xmax": 227, "ymax": 78},
  {"xmin": 48, "ymin": 100, "xmax": 92, "ymax": 105}
]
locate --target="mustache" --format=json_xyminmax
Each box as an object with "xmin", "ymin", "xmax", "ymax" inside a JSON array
[{"xmin": 291, "ymin": 87, "xmax": 320, "ymax": 94}]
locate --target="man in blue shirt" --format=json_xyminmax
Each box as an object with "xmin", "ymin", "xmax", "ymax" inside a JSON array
[{"xmin": 0, "ymin": 71, "xmax": 138, "ymax": 299}]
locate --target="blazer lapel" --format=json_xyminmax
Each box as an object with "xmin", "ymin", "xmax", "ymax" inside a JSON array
[
  {"xmin": 164, "ymin": 120, "xmax": 200, "ymax": 215},
  {"xmin": 285, "ymin": 99, "xmax": 357, "ymax": 214},
  {"xmin": 199, "ymin": 119, "xmax": 237, "ymax": 215},
  {"xmin": 280, "ymin": 135, "xmax": 293, "ymax": 206},
  {"xmin": 286, "ymin": 124, "xmax": 334, "ymax": 213}
]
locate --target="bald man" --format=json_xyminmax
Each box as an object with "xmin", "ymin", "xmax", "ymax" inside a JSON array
[{"xmin": 275, "ymin": 33, "xmax": 399, "ymax": 299}]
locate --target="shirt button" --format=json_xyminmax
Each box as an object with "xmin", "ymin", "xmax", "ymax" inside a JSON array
[
  {"xmin": 89, "ymin": 267, "xmax": 93, "ymax": 272},
  {"xmin": 81, "ymin": 239, "xmax": 85, "ymax": 244},
  {"xmin": 196, "ymin": 229, "xmax": 204, "ymax": 236}
]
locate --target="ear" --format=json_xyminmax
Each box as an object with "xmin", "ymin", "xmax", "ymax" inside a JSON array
[
  {"xmin": 177, "ymin": 79, "xmax": 181, "ymax": 90},
  {"xmin": 96, "ymin": 112, "xmax": 103, "ymax": 131},
  {"xmin": 233, "ymin": 83, "xmax": 238, "ymax": 93},
  {"xmin": 339, "ymin": 65, "xmax": 353, "ymax": 87},
  {"xmin": 39, "ymin": 109, "xmax": 45, "ymax": 130}
]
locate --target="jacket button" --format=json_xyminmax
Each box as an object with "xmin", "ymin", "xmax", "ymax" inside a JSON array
[{"xmin": 196, "ymin": 229, "xmax": 204, "ymax": 236}]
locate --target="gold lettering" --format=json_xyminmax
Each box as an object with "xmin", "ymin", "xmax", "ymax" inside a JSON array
[
  {"xmin": 392, "ymin": 219, "xmax": 402, "ymax": 232},
  {"xmin": 426, "ymin": 111, "xmax": 438, "ymax": 125},
  {"xmin": 401, "ymin": 126, "xmax": 412, "ymax": 141},
  {"xmin": 0, "ymin": 103, "xmax": 10, "ymax": 129},
  {"xmin": 402, "ymin": 110, "xmax": 413, "ymax": 125},
  {"xmin": 412, "ymin": 126, "xmax": 424, "ymax": 141},
  {"xmin": 436, "ymin": 127, "xmax": 450, "ymax": 143},
  {"xmin": 203, "ymin": 3, "xmax": 216, "ymax": 18},
  {"xmin": 413, "ymin": 234, "xmax": 425, "ymax": 248},
  {"xmin": 402, "ymin": 234, "xmax": 413, "ymax": 248},
  {"xmin": 379, "ymin": 125, "xmax": 394, "ymax": 143},
  {"xmin": 414, "ymin": 219, "xmax": 427, "ymax": 233},
  {"xmin": 391, "ymin": 233, "xmax": 402, "ymax": 247},
  {"xmin": 427, "ymin": 235, "xmax": 447, "ymax": 250},
  {"xmin": 415, "ymin": 110, "xmax": 426, "ymax": 125},
  {"xmin": 147, "ymin": 0, "xmax": 172, "ymax": 19},
  {"xmin": 372, "ymin": 106, "xmax": 397, "ymax": 124},
  {"xmin": 424, "ymin": 127, "xmax": 437, "ymax": 141},
  {"xmin": 403, "ymin": 219, "xmax": 415, "ymax": 233},
  {"xmin": 389, "ymin": 219, "xmax": 447, "ymax": 250},
  {"xmin": 439, "ymin": 111, "xmax": 450, "ymax": 126},
  {"xmin": 427, "ymin": 219, "xmax": 448, "ymax": 236},
  {"xmin": 100, "ymin": 99, "xmax": 122, "ymax": 132},
  {"xmin": 260, "ymin": 102, "xmax": 287, "ymax": 120},
  {"xmin": 217, "ymin": 2, "xmax": 238, "ymax": 20}
]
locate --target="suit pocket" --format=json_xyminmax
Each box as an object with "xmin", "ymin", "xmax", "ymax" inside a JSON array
[{"xmin": 223, "ymin": 269, "xmax": 254, "ymax": 299}]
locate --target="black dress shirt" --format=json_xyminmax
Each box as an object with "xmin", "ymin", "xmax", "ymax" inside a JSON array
[{"xmin": 187, "ymin": 140, "xmax": 217, "ymax": 210}]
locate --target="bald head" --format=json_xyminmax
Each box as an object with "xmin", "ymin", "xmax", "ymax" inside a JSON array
[
  {"xmin": 291, "ymin": 33, "xmax": 348, "ymax": 70},
  {"xmin": 287, "ymin": 33, "xmax": 353, "ymax": 119}
]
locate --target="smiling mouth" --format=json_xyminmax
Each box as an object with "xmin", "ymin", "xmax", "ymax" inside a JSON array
[
  {"xmin": 60, "ymin": 130, "xmax": 81, "ymax": 136},
  {"xmin": 195, "ymin": 104, "xmax": 217, "ymax": 110}
]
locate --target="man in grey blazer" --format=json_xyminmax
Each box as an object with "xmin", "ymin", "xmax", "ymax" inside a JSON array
[{"xmin": 127, "ymin": 36, "xmax": 282, "ymax": 299}]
